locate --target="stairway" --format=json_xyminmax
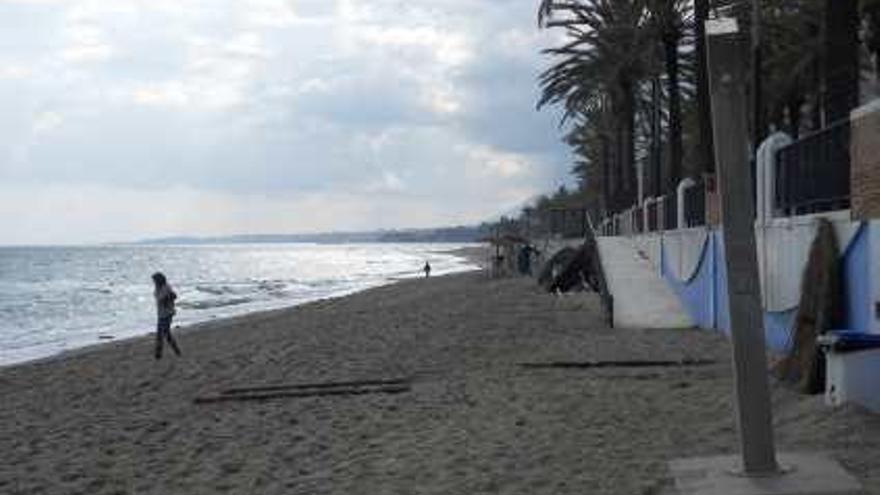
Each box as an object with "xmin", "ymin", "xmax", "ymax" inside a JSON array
[{"xmin": 596, "ymin": 236, "xmax": 693, "ymax": 329}]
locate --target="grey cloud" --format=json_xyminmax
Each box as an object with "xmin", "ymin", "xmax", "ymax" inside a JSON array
[{"xmin": 1, "ymin": 0, "xmax": 570, "ymax": 239}]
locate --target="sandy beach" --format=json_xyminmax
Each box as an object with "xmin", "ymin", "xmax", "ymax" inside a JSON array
[{"xmin": 2, "ymin": 269, "xmax": 880, "ymax": 494}]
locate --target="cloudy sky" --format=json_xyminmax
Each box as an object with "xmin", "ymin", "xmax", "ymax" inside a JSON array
[{"xmin": 0, "ymin": 0, "xmax": 569, "ymax": 245}]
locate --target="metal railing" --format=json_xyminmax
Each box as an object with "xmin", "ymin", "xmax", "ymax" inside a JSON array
[
  {"xmin": 633, "ymin": 206, "xmax": 644, "ymax": 233},
  {"xmin": 597, "ymin": 119, "xmax": 854, "ymax": 232},
  {"xmin": 775, "ymin": 119, "xmax": 851, "ymax": 216},
  {"xmin": 663, "ymin": 194, "xmax": 677, "ymax": 230},
  {"xmin": 646, "ymin": 200, "xmax": 659, "ymax": 232},
  {"xmin": 594, "ymin": 175, "xmax": 711, "ymax": 237}
]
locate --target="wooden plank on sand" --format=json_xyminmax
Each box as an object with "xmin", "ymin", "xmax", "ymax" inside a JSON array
[
  {"xmin": 194, "ymin": 384, "xmax": 410, "ymax": 404},
  {"xmin": 519, "ymin": 359, "xmax": 715, "ymax": 369},
  {"xmin": 220, "ymin": 377, "xmax": 410, "ymax": 395}
]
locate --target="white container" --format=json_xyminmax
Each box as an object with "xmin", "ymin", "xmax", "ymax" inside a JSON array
[{"xmin": 825, "ymin": 348, "xmax": 880, "ymax": 412}]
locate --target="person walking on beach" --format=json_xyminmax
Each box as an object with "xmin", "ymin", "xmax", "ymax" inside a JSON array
[
  {"xmin": 152, "ymin": 272, "xmax": 182, "ymax": 360},
  {"xmin": 423, "ymin": 261, "xmax": 431, "ymax": 278}
]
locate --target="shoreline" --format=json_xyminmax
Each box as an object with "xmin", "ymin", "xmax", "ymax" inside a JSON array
[{"xmin": 0, "ymin": 245, "xmax": 487, "ymax": 372}]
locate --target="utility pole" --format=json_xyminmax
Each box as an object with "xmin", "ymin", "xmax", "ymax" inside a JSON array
[
  {"xmin": 706, "ymin": 17, "xmax": 778, "ymax": 475},
  {"xmin": 752, "ymin": 0, "xmax": 764, "ymax": 149}
]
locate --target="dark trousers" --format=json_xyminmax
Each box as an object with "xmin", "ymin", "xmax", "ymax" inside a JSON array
[{"xmin": 155, "ymin": 316, "xmax": 181, "ymax": 359}]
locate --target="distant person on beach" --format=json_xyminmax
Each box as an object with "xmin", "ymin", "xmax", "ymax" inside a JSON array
[
  {"xmin": 423, "ymin": 261, "xmax": 431, "ymax": 278},
  {"xmin": 152, "ymin": 272, "xmax": 182, "ymax": 360}
]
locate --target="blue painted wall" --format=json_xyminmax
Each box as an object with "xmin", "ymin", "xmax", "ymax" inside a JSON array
[
  {"xmin": 660, "ymin": 223, "xmax": 871, "ymax": 354},
  {"xmin": 842, "ymin": 223, "xmax": 870, "ymax": 332},
  {"xmin": 763, "ymin": 310, "xmax": 797, "ymax": 353},
  {"xmin": 712, "ymin": 232, "xmax": 731, "ymax": 337},
  {"xmin": 662, "ymin": 232, "xmax": 715, "ymax": 330}
]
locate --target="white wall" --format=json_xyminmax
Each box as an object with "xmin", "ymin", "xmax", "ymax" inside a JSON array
[
  {"xmin": 870, "ymin": 221, "xmax": 880, "ymax": 333},
  {"xmin": 660, "ymin": 228, "xmax": 709, "ymax": 282},
  {"xmin": 630, "ymin": 233, "xmax": 663, "ymax": 274},
  {"xmin": 755, "ymin": 211, "xmax": 860, "ymax": 312}
]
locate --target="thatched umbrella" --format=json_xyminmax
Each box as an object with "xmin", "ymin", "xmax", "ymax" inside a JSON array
[{"xmin": 479, "ymin": 233, "xmax": 531, "ymax": 277}]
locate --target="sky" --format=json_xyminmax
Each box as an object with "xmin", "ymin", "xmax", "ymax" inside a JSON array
[{"xmin": 0, "ymin": 0, "xmax": 570, "ymax": 245}]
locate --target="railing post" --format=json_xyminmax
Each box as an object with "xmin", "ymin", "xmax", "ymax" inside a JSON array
[
  {"xmin": 756, "ymin": 132, "xmax": 793, "ymax": 223},
  {"xmin": 677, "ymin": 177, "xmax": 697, "ymax": 229},
  {"xmin": 631, "ymin": 207, "xmax": 637, "ymax": 235},
  {"xmin": 658, "ymin": 196, "xmax": 666, "ymax": 231}
]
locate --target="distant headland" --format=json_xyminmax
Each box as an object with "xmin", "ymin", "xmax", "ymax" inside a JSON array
[{"xmin": 136, "ymin": 225, "xmax": 488, "ymax": 245}]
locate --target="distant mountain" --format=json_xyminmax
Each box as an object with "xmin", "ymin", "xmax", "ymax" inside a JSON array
[
  {"xmin": 137, "ymin": 225, "xmax": 488, "ymax": 245},
  {"xmin": 376, "ymin": 226, "xmax": 487, "ymax": 243}
]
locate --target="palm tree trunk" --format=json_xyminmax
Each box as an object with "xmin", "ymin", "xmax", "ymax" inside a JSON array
[
  {"xmin": 823, "ymin": 0, "xmax": 859, "ymax": 123},
  {"xmin": 651, "ymin": 77, "xmax": 663, "ymax": 197},
  {"xmin": 601, "ymin": 133, "xmax": 611, "ymax": 212},
  {"xmin": 786, "ymin": 96, "xmax": 802, "ymax": 139},
  {"xmin": 620, "ymin": 78, "xmax": 637, "ymax": 207},
  {"xmin": 694, "ymin": 0, "xmax": 714, "ymax": 174},
  {"xmin": 663, "ymin": 29, "xmax": 683, "ymax": 191},
  {"xmin": 614, "ymin": 118, "xmax": 625, "ymax": 211}
]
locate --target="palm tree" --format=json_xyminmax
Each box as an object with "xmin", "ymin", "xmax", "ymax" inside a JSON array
[
  {"xmin": 760, "ymin": 0, "xmax": 823, "ymax": 136},
  {"xmin": 758, "ymin": 0, "xmax": 861, "ymax": 136},
  {"xmin": 538, "ymin": 0, "xmax": 654, "ymax": 210},
  {"xmin": 565, "ymin": 114, "xmax": 613, "ymax": 211},
  {"xmin": 530, "ymin": 0, "xmax": 867, "ymax": 234},
  {"xmin": 862, "ymin": 0, "xmax": 880, "ymax": 79},
  {"xmin": 646, "ymin": 0, "xmax": 691, "ymax": 191}
]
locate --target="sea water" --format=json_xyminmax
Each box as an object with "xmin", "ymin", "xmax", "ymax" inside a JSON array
[{"xmin": 0, "ymin": 243, "xmax": 477, "ymax": 366}]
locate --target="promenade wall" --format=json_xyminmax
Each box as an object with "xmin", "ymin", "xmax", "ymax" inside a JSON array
[{"xmin": 616, "ymin": 213, "xmax": 880, "ymax": 411}]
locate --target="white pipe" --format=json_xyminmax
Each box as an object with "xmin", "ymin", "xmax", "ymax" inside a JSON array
[
  {"xmin": 755, "ymin": 131, "xmax": 793, "ymax": 224},
  {"xmin": 677, "ymin": 177, "xmax": 697, "ymax": 229}
]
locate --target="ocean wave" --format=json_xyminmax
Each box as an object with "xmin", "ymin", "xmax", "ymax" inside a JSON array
[
  {"xmin": 256, "ymin": 280, "xmax": 287, "ymax": 292},
  {"xmin": 177, "ymin": 297, "xmax": 254, "ymax": 310},
  {"xmin": 195, "ymin": 280, "xmax": 289, "ymax": 296},
  {"xmin": 194, "ymin": 285, "xmax": 233, "ymax": 295},
  {"xmin": 82, "ymin": 287, "xmax": 113, "ymax": 295}
]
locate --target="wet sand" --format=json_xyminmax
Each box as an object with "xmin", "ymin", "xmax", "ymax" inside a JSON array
[{"xmin": 1, "ymin": 271, "xmax": 879, "ymax": 494}]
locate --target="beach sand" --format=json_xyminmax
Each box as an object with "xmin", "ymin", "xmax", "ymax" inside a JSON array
[{"xmin": 2, "ymin": 270, "xmax": 879, "ymax": 494}]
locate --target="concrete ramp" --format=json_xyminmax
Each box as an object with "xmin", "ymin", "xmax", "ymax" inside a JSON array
[{"xmin": 597, "ymin": 236, "xmax": 693, "ymax": 329}]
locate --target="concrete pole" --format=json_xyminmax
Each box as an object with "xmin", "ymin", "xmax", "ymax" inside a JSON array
[
  {"xmin": 752, "ymin": 0, "xmax": 765, "ymax": 149},
  {"xmin": 705, "ymin": 17, "xmax": 779, "ymax": 475}
]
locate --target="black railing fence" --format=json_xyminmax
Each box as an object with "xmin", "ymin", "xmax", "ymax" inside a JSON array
[
  {"xmin": 590, "ymin": 115, "xmax": 852, "ymax": 236},
  {"xmin": 775, "ymin": 119, "xmax": 851, "ymax": 215},
  {"xmin": 646, "ymin": 200, "xmax": 659, "ymax": 232},
  {"xmin": 683, "ymin": 180, "xmax": 707, "ymax": 228},
  {"xmin": 663, "ymin": 194, "xmax": 677, "ymax": 230}
]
